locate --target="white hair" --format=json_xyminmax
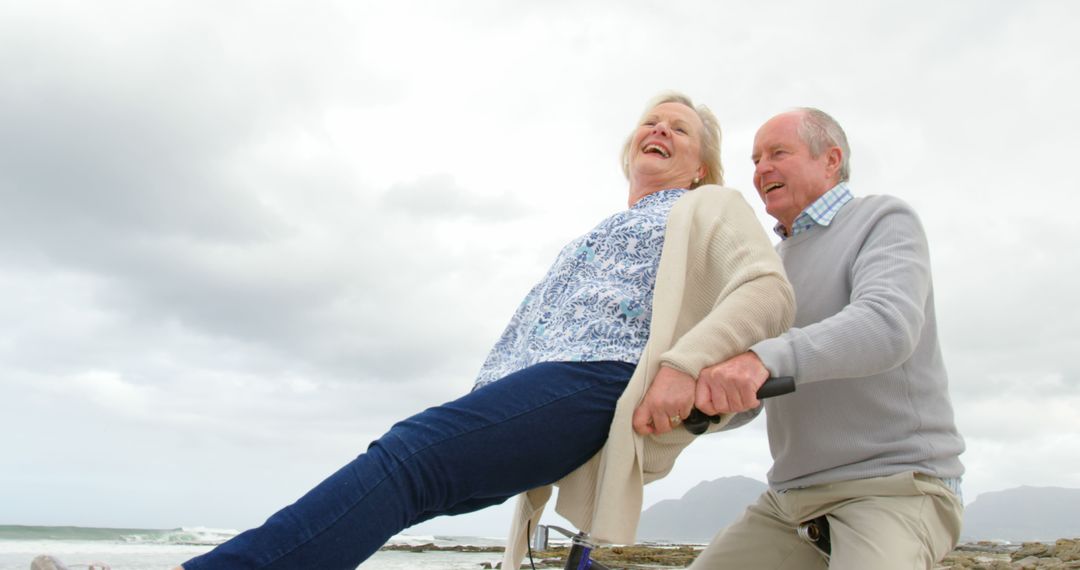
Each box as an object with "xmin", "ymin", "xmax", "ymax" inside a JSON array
[{"xmin": 794, "ymin": 107, "xmax": 851, "ymax": 183}]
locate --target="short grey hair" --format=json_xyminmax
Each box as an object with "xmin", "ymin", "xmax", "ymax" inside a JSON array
[
  {"xmin": 794, "ymin": 107, "xmax": 851, "ymax": 183},
  {"xmin": 621, "ymin": 92, "xmax": 724, "ymax": 187}
]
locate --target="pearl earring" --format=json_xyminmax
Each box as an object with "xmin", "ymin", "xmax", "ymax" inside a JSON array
[{"xmin": 692, "ymin": 177, "xmax": 700, "ymax": 186}]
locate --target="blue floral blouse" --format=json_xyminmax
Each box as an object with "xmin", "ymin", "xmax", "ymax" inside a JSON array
[{"xmin": 473, "ymin": 188, "xmax": 686, "ymax": 389}]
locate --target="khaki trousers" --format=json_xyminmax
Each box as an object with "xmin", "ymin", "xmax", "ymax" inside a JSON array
[{"xmin": 688, "ymin": 472, "xmax": 963, "ymax": 570}]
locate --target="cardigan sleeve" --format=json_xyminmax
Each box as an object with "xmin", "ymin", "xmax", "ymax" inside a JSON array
[{"xmin": 659, "ymin": 189, "xmax": 795, "ymax": 377}]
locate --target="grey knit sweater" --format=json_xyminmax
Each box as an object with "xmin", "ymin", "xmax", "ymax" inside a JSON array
[{"xmin": 751, "ymin": 194, "xmax": 965, "ymax": 490}]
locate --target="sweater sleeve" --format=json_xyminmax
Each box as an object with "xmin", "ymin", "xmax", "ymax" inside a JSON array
[
  {"xmin": 752, "ymin": 199, "xmax": 932, "ymax": 383},
  {"xmin": 659, "ymin": 190, "xmax": 795, "ymax": 377}
]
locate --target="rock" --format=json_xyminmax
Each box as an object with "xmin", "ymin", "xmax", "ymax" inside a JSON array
[
  {"xmin": 1013, "ymin": 543, "xmax": 1054, "ymax": 560},
  {"xmin": 1055, "ymin": 539, "xmax": 1080, "ymax": 562},
  {"xmin": 30, "ymin": 556, "xmax": 68, "ymax": 570}
]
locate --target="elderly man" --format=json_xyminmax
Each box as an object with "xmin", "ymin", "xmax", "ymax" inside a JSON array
[{"xmin": 689, "ymin": 108, "xmax": 965, "ymax": 570}]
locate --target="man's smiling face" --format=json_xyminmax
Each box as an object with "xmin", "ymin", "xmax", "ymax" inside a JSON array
[{"xmin": 751, "ymin": 112, "xmax": 839, "ymax": 231}]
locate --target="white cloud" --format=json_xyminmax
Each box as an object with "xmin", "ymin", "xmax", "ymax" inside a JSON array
[{"xmin": 0, "ymin": 0, "xmax": 1078, "ymax": 537}]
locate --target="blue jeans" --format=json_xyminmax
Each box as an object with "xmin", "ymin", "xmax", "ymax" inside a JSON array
[{"xmin": 183, "ymin": 361, "xmax": 635, "ymax": 569}]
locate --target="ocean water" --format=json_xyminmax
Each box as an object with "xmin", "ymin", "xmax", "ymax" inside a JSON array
[{"xmin": 0, "ymin": 526, "xmax": 509, "ymax": 570}]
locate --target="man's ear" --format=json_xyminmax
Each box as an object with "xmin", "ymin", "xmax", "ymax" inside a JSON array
[{"xmin": 825, "ymin": 146, "xmax": 843, "ymax": 178}]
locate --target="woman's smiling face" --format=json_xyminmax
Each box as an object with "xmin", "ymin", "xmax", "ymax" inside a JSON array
[{"xmin": 627, "ymin": 102, "xmax": 706, "ymax": 193}]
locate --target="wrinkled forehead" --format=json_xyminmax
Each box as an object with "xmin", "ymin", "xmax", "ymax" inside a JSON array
[{"xmin": 642, "ymin": 101, "xmax": 704, "ymax": 130}]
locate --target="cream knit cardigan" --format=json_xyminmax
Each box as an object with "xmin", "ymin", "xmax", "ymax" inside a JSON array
[{"xmin": 502, "ymin": 186, "xmax": 796, "ymax": 568}]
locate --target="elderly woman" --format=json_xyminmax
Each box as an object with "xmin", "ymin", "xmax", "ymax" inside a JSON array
[{"xmin": 178, "ymin": 93, "xmax": 794, "ymax": 570}]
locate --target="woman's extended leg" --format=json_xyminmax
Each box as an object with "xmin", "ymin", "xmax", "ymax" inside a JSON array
[{"xmin": 181, "ymin": 361, "xmax": 634, "ymax": 570}]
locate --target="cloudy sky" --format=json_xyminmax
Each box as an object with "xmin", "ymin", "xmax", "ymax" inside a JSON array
[{"xmin": 2, "ymin": 0, "xmax": 1078, "ymax": 539}]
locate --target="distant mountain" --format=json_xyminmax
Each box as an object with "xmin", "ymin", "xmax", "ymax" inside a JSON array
[
  {"xmin": 962, "ymin": 486, "xmax": 1080, "ymax": 542},
  {"xmin": 638, "ymin": 479, "xmax": 1080, "ymax": 544},
  {"xmin": 637, "ymin": 476, "xmax": 766, "ymax": 543}
]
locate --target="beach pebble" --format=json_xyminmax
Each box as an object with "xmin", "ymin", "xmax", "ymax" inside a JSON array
[{"xmin": 30, "ymin": 555, "xmax": 68, "ymax": 570}]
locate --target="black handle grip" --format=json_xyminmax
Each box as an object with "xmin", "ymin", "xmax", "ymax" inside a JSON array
[
  {"xmin": 683, "ymin": 376, "xmax": 795, "ymax": 435},
  {"xmin": 756, "ymin": 376, "xmax": 795, "ymax": 399}
]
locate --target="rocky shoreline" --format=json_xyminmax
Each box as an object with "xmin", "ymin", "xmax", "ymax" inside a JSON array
[
  {"xmin": 942, "ymin": 539, "xmax": 1080, "ymax": 569},
  {"xmin": 381, "ymin": 538, "xmax": 1080, "ymax": 569}
]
